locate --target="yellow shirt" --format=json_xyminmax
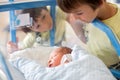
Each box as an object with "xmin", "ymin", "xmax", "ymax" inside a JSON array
[{"xmin": 86, "ymin": 4, "xmax": 120, "ymax": 67}]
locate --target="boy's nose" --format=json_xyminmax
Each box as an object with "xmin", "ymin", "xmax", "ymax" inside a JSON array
[{"xmin": 32, "ymin": 23, "xmax": 38, "ymax": 28}]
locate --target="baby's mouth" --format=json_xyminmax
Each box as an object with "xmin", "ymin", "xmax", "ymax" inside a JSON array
[{"xmin": 48, "ymin": 64, "xmax": 52, "ymax": 67}]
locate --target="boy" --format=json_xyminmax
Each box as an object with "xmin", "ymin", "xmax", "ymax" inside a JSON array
[
  {"xmin": 7, "ymin": 6, "xmax": 67, "ymax": 53},
  {"xmin": 57, "ymin": 0, "xmax": 120, "ymax": 67}
]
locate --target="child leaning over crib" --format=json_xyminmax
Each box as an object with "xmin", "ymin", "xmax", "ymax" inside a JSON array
[{"xmin": 47, "ymin": 47, "xmax": 72, "ymax": 67}]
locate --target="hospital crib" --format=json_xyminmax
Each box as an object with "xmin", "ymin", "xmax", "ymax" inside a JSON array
[
  {"xmin": 92, "ymin": 19, "xmax": 120, "ymax": 79},
  {"xmin": 0, "ymin": 0, "xmax": 56, "ymax": 80},
  {"xmin": 0, "ymin": 0, "xmax": 120, "ymax": 80}
]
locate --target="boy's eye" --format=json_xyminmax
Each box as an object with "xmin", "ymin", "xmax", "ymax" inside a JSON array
[
  {"xmin": 76, "ymin": 12, "xmax": 83, "ymax": 15},
  {"xmin": 42, "ymin": 15, "xmax": 46, "ymax": 20},
  {"xmin": 75, "ymin": 11, "xmax": 83, "ymax": 15}
]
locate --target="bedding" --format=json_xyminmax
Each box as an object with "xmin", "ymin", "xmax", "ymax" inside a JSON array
[
  {"xmin": 0, "ymin": 59, "xmax": 26, "ymax": 80},
  {"xmin": 9, "ymin": 45, "xmax": 117, "ymax": 80},
  {"xmin": 0, "ymin": 68, "xmax": 7, "ymax": 80},
  {"xmin": 10, "ymin": 46, "xmax": 56, "ymax": 67},
  {"xmin": 0, "ymin": 46, "xmax": 56, "ymax": 80}
]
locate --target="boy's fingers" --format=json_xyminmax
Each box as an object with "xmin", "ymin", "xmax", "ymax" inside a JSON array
[
  {"xmin": 7, "ymin": 41, "xmax": 18, "ymax": 53},
  {"xmin": 16, "ymin": 37, "xmax": 19, "ymax": 43}
]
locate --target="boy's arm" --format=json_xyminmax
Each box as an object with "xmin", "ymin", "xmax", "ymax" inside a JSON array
[{"xmin": 18, "ymin": 32, "xmax": 36, "ymax": 49}]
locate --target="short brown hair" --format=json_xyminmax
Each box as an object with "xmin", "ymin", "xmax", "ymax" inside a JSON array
[
  {"xmin": 57, "ymin": 0, "xmax": 103, "ymax": 13},
  {"xmin": 19, "ymin": 7, "xmax": 48, "ymax": 33}
]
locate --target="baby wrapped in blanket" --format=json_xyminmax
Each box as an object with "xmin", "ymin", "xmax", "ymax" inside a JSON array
[{"xmin": 9, "ymin": 45, "xmax": 116, "ymax": 80}]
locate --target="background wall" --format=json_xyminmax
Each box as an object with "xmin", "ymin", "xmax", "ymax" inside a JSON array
[{"xmin": 0, "ymin": 0, "xmax": 26, "ymax": 55}]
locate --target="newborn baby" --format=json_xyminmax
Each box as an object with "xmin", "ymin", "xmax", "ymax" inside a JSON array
[{"xmin": 47, "ymin": 47, "xmax": 72, "ymax": 67}]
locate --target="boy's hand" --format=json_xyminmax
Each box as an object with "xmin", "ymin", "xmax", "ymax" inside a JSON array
[{"xmin": 7, "ymin": 38, "xmax": 19, "ymax": 53}]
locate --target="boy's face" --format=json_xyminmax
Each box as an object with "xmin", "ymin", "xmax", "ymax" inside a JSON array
[
  {"xmin": 30, "ymin": 9, "xmax": 53, "ymax": 32},
  {"xmin": 48, "ymin": 49, "xmax": 64, "ymax": 67},
  {"xmin": 70, "ymin": 4, "xmax": 99, "ymax": 23}
]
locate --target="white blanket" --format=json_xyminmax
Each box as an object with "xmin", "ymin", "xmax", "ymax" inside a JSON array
[{"xmin": 9, "ymin": 46, "xmax": 116, "ymax": 80}]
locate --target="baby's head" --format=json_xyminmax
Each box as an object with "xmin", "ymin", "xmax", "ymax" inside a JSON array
[{"xmin": 48, "ymin": 47, "xmax": 72, "ymax": 67}]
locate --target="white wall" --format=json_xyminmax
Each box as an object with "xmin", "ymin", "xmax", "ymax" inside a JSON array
[{"xmin": 107, "ymin": 0, "xmax": 116, "ymax": 3}]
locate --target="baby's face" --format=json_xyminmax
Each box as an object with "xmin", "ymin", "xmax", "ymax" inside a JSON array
[{"xmin": 48, "ymin": 49, "xmax": 64, "ymax": 67}]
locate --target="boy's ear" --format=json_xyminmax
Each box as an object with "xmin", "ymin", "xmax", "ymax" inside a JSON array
[
  {"xmin": 98, "ymin": 0, "xmax": 105, "ymax": 8},
  {"xmin": 100, "ymin": 0, "xmax": 106, "ymax": 5}
]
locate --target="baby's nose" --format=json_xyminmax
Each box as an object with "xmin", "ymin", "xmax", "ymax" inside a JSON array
[
  {"xmin": 48, "ymin": 60, "xmax": 54, "ymax": 67},
  {"xmin": 48, "ymin": 59, "xmax": 54, "ymax": 64}
]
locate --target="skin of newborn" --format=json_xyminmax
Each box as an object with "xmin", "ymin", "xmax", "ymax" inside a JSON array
[{"xmin": 47, "ymin": 47, "xmax": 72, "ymax": 67}]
